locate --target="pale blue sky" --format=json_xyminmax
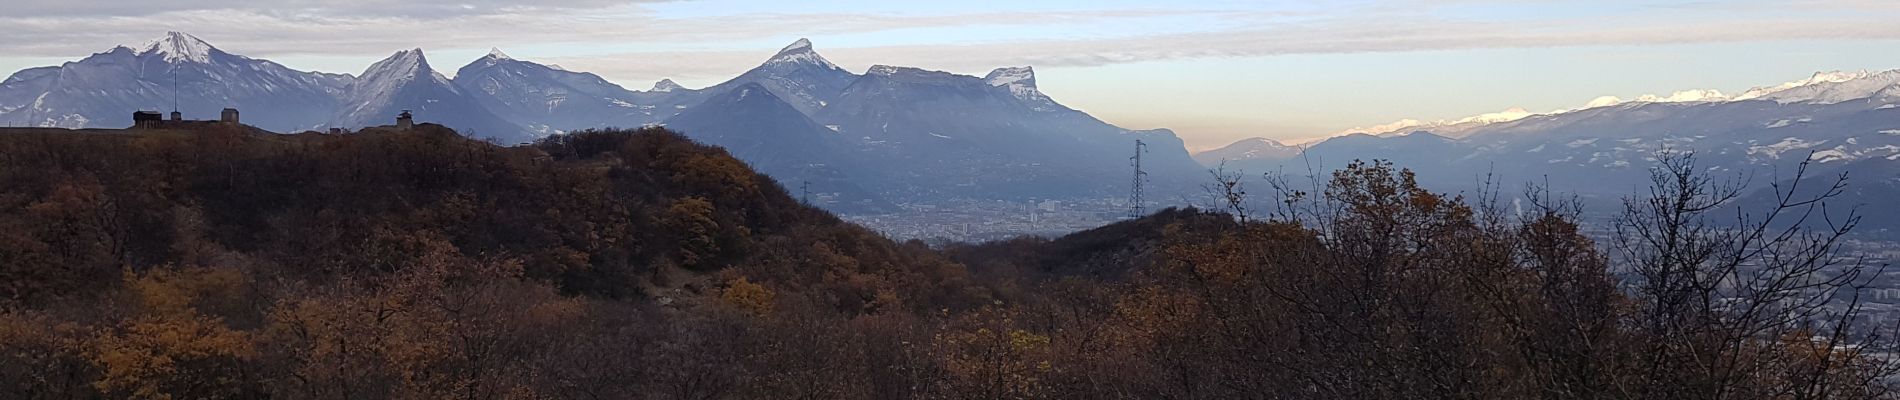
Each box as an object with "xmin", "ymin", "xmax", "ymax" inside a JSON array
[{"xmin": 3, "ymin": 0, "xmax": 1898, "ymax": 148}]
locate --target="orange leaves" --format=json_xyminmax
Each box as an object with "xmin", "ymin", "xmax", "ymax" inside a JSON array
[
  {"xmin": 88, "ymin": 315, "xmax": 255, "ymax": 400},
  {"xmin": 933, "ymin": 306, "xmax": 1056, "ymax": 399},
  {"xmin": 124, "ymin": 266, "xmax": 245, "ymax": 318},
  {"xmin": 719, "ymin": 275, "xmax": 778, "ymax": 317},
  {"xmin": 664, "ymin": 197, "xmax": 723, "ymax": 269}
]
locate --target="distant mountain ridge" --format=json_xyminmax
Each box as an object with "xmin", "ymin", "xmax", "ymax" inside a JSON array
[
  {"xmin": 0, "ymin": 32, "xmax": 1202, "ymax": 208},
  {"xmin": 1196, "ymin": 69, "xmax": 1900, "ymax": 236}
]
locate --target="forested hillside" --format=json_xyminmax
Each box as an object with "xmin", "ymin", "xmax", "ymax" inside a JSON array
[{"xmin": 0, "ymin": 125, "xmax": 1893, "ymax": 399}]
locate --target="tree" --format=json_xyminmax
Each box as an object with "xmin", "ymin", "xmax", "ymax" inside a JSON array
[{"xmin": 1613, "ymin": 151, "xmax": 1900, "ymax": 399}]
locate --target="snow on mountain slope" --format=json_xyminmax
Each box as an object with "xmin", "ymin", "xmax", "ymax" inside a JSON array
[
  {"xmin": 1192, "ymin": 137, "xmax": 1302, "ymax": 168},
  {"xmin": 452, "ymin": 49, "xmax": 685, "ymax": 134},
  {"xmin": 0, "ymin": 32, "xmax": 350, "ymax": 131},
  {"xmin": 651, "ymin": 79, "xmax": 685, "ymax": 92},
  {"xmin": 696, "ymin": 38, "xmax": 858, "ymax": 116},
  {"xmin": 983, "ymin": 66, "xmax": 1067, "ymax": 113},
  {"xmin": 1313, "ymin": 69, "xmax": 1900, "ymax": 143},
  {"xmin": 1736, "ymin": 71, "xmax": 1872, "ymax": 100},
  {"xmin": 1748, "ymin": 70, "xmax": 1900, "ymax": 104},
  {"xmin": 332, "ymin": 48, "xmax": 530, "ymax": 142},
  {"xmin": 810, "ymin": 63, "xmax": 1203, "ymax": 199},
  {"xmin": 142, "ymin": 31, "xmax": 214, "ymax": 63}
]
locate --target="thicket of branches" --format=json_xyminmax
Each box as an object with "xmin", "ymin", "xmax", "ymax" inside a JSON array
[{"xmin": 0, "ymin": 125, "xmax": 1893, "ymax": 399}]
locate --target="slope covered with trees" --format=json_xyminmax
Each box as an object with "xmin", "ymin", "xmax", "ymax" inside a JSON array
[{"xmin": 0, "ymin": 124, "xmax": 1893, "ymax": 399}]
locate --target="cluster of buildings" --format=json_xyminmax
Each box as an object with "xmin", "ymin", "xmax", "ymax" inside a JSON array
[
  {"xmin": 131, "ymin": 108, "xmax": 415, "ymax": 132},
  {"xmin": 131, "ymin": 108, "xmax": 240, "ymax": 129}
]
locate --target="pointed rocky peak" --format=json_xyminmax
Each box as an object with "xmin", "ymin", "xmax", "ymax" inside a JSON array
[
  {"xmin": 461, "ymin": 47, "xmax": 520, "ymax": 73},
  {"xmin": 140, "ymin": 31, "xmax": 218, "ymax": 63},
  {"xmin": 371, "ymin": 48, "xmax": 432, "ymax": 75},
  {"xmin": 355, "ymin": 48, "xmax": 446, "ymax": 91},
  {"xmin": 779, "ymin": 38, "xmax": 813, "ymax": 54},
  {"xmin": 985, "ymin": 66, "xmax": 1037, "ymax": 88},
  {"xmin": 651, "ymin": 79, "xmax": 685, "ymax": 92},
  {"xmin": 761, "ymin": 38, "xmax": 840, "ymax": 71},
  {"xmin": 485, "ymin": 47, "xmax": 512, "ymax": 60}
]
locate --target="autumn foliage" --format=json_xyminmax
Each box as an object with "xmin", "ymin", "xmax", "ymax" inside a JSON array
[{"xmin": 0, "ymin": 126, "xmax": 1892, "ymax": 399}]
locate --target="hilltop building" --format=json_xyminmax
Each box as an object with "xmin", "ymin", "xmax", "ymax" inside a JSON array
[
  {"xmin": 397, "ymin": 110, "xmax": 414, "ymax": 130},
  {"xmin": 130, "ymin": 107, "xmax": 242, "ymax": 130}
]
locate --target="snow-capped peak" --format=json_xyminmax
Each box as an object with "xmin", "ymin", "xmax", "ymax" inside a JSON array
[
  {"xmin": 1451, "ymin": 107, "xmax": 1532, "ymax": 125},
  {"xmin": 984, "ymin": 66, "xmax": 1036, "ymax": 88},
  {"xmin": 762, "ymin": 38, "xmax": 840, "ymax": 71},
  {"xmin": 1735, "ymin": 70, "xmax": 1871, "ymax": 100},
  {"xmin": 779, "ymin": 38, "xmax": 813, "ymax": 54},
  {"xmin": 381, "ymin": 48, "xmax": 430, "ymax": 72},
  {"xmin": 356, "ymin": 48, "xmax": 445, "ymax": 89},
  {"xmin": 651, "ymin": 79, "xmax": 684, "ymax": 92},
  {"xmin": 1736, "ymin": 69, "xmax": 1900, "ymax": 104},
  {"xmin": 485, "ymin": 47, "xmax": 512, "ymax": 60},
  {"xmin": 1635, "ymin": 89, "xmax": 1728, "ymax": 103},
  {"xmin": 140, "ymin": 31, "xmax": 216, "ymax": 63},
  {"xmin": 1582, "ymin": 96, "xmax": 1624, "ymax": 109}
]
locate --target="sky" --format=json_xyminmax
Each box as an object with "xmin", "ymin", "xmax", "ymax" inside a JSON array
[{"xmin": 4, "ymin": 0, "xmax": 1900, "ymax": 149}]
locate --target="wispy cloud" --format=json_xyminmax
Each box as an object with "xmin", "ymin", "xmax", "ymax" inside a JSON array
[
  {"xmin": 4, "ymin": 0, "xmax": 1895, "ymax": 79},
  {"xmin": 545, "ymin": 3, "xmax": 1900, "ymax": 83}
]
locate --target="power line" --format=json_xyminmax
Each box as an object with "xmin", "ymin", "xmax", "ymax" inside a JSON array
[
  {"xmin": 800, "ymin": 181, "xmax": 811, "ymax": 205},
  {"xmin": 1129, "ymin": 139, "xmax": 1148, "ymax": 218}
]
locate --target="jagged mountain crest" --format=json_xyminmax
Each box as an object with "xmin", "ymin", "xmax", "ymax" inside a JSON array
[
  {"xmin": 7, "ymin": 33, "xmax": 1210, "ymax": 204},
  {"xmin": 333, "ymin": 48, "xmax": 528, "ymax": 142},
  {"xmin": 651, "ymin": 79, "xmax": 685, "ymax": 92},
  {"xmin": 450, "ymin": 47, "xmax": 702, "ymax": 136}
]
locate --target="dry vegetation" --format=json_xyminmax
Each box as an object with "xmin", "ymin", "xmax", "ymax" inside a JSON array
[{"xmin": 0, "ymin": 125, "xmax": 1893, "ymax": 399}]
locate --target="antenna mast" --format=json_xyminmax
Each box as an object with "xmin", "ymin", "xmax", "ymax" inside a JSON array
[
  {"xmin": 1129, "ymin": 139, "xmax": 1148, "ymax": 218},
  {"xmin": 800, "ymin": 181, "xmax": 811, "ymax": 205}
]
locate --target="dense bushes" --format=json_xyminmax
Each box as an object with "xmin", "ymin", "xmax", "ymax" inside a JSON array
[{"xmin": 0, "ymin": 125, "xmax": 1891, "ymax": 399}]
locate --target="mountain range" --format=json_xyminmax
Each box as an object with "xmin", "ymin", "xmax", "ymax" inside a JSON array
[
  {"xmin": 0, "ymin": 32, "xmax": 1201, "ymax": 211},
  {"xmin": 1197, "ymin": 70, "xmax": 1900, "ymax": 235},
  {"xmin": 10, "ymin": 32, "xmax": 1896, "ymax": 225}
]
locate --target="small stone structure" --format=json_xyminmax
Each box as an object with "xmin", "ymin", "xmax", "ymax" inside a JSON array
[
  {"xmin": 133, "ymin": 111, "xmax": 164, "ymax": 129},
  {"xmin": 396, "ymin": 110, "xmax": 414, "ymax": 130}
]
